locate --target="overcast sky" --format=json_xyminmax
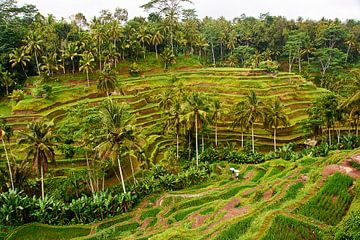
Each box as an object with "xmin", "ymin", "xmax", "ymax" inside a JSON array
[{"xmin": 17, "ymin": 0, "xmax": 360, "ymax": 21}]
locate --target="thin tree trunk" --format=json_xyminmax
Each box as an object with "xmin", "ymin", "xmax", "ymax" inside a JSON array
[
  {"xmin": 176, "ymin": 133, "xmax": 179, "ymax": 159},
  {"xmin": 328, "ymin": 127, "xmax": 332, "ymax": 145},
  {"xmin": 117, "ymin": 155, "xmax": 126, "ymax": 193},
  {"xmin": 195, "ymin": 114, "xmax": 199, "ymax": 166},
  {"xmin": 86, "ymin": 70, "xmax": 90, "ymax": 87},
  {"xmin": 155, "ymin": 44, "xmax": 158, "ymax": 59},
  {"xmin": 202, "ymin": 134, "xmax": 204, "ymax": 153},
  {"xmin": 41, "ymin": 161, "xmax": 45, "ymax": 200},
  {"xmin": 188, "ymin": 132, "xmax": 191, "ymax": 161},
  {"xmin": 129, "ymin": 148, "xmax": 136, "ymax": 185},
  {"xmin": 72, "ymin": 60, "xmax": 75, "ymax": 74},
  {"xmin": 215, "ymin": 122, "xmax": 218, "ymax": 147},
  {"xmin": 345, "ymin": 44, "xmax": 350, "ymax": 64},
  {"xmin": 21, "ymin": 65, "xmax": 28, "ymax": 78},
  {"xmin": 85, "ymin": 152, "xmax": 94, "ymax": 194},
  {"xmin": 251, "ymin": 124, "xmax": 255, "ymax": 153},
  {"xmin": 211, "ymin": 42, "xmax": 216, "ymax": 65},
  {"xmin": 241, "ymin": 131, "xmax": 244, "ymax": 148},
  {"xmin": 273, "ymin": 127, "xmax": 277, "ymax": 151},
  {"xmin": 35, "ymin": 51, "xmax": 40, "ymax": 75},
  {"xmin": 2, "ymin": 137, "xmax": 14, "ymax": 190}
]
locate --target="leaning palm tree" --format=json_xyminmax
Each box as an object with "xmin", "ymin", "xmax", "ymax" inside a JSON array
[
  {"xmin": 96, "ymin": 101, "xmax": 136, "ymax": 193},
  {"xmin": 64, "ymin": 42, "xmax": 79, "ymax": 74},
  {"xmin": 9, "ymin": 48, "xmax": 31, "ymax": 77},
  {"xmin": 97, "ymin": 68, "xmax": 117, "ymax": 97},
  {"xmin": 18, "ymin": 121, "xmax": 56, "ymax": 199},
  {"xmin": 264, "ymin": 97, "xmax": 289, "ymax": 151},
  {"xmin": 242, "ymin": 91, "xmax": 264, "ymax": 153},
  {"xmin": 184, "ymin": 93, "xmax": 208, "ymax": 166},
  {"xmin": 0, "ymin": 128, "xmax": 14, "ymax": 190},
  {"xmin": 157, "ymin": 89, "xmax": 174, "ymax": 113},
  {"xmin": 24, "ymin": 31, "xmax": 43, "ymax": 75},
  {"xmin": 160, "ymin": 48, "xmax": 176, "ymax": 71},
  {"xmin": 232, "ymin": 102, "xmax": 248, "ymax": 149},
  {"xmin": 79, "ymin": 52, "xmax": 95, "ymax": 87},
  {"xmin": 210, "ymin": 99, "xmax": 221, "ymax": 147}
]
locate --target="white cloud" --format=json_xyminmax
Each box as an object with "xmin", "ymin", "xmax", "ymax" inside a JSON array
[{"xmin": 17, "ymin": 0, "xmax": 360, "ymax": 21}]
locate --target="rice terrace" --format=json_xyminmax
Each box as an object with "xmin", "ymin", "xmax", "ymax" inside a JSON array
[{"xmin": 0, "ymin": 0, "xmax": 359, "ymax": 239}]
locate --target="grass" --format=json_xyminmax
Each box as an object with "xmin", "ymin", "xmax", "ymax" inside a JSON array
[
  {"xmin": 261, "ymin": 215, "xmax": 322, "ymax": 240},
  {"xmin": 350, "ymin": 161, "xmax": 360, "ymax": 171},
  {"xmin": 214, "ymin": 216, "xmax": 254, "ymax": 240},
  {"xmin": 7, "ymin": 224, "xmax": 90, "ymax": 240},
  {"xmin": 97, "ymin": 215, "xmax": 131, "ymax": 230},
  {"xmin": 296, "ymin": 172, "xmax": 354, "ymax": 225},
  {"xmin": 140, "ymin": 208, "xmax": 161, "ymax": 221}
]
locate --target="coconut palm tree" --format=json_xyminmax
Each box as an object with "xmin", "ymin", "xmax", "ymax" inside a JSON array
[
  {"xmin": 164, "ymin": 100, "xmax": 183, "ymax": 159},
  {"xmin": 210, "ymin": 99, "xmax": 221, "ymax": 147},
  {"xmin": 160, "ymin": 48, "xmax": 176, "ymax": 71},
  {"xmin": 151, "ymin": 30, "xmax": 164, "ymax": 59},
  {"xmin": 232, "ymin": 102, "xmax": 247, "ymax": 148},
  {"xmin": 137, "ymin": 26, "xmax": 151, "ymax": 59},
  {"xmin": 184, "ymin": 93, "xmax": 208, "ymax": 166},
  {"xmin": 0, "ymin": 128, "xmax": 14, "ymax": 190},
  {"xmin": 242, "ymin": 91, "xmax": 264, "ymax": 153},
  {"xmin": 64, "ymin": 42, "xmax": 79, "ymax": 74},
  {"xmin": 24, "ymin": 31, "xmax": 43, "ymax": 75},
  {"xmin": 79, "ymin": 52, "xmax": 95, "ymax": 87},
  {"xmin": 264, "ymin": 97, "xmax": 289, "ymax": 151},
  {"xmin": 0, "ymin": 71, "xmax": 15, "ymax": 96},
  {"xmin": 18, "ymin": 121, "xmax": 56, "ymax": 199},
  {"xmin": 97, "ymin": 68, "xmax": 117, "ymax": 96},
  {"xmin": 157, "ymin": 89, "xmax": 174, "ymax": 113},
  {"xmin": 96, "ymin": 101, "xmax": 136, "ymax": 193},
  {"xmin": 9, "ymin": 48, "xmax": 31, "ymax": 77}
]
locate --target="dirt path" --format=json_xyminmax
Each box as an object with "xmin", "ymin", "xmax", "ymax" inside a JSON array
[{"xmin": 323, "ymin": 153, "xmax": 360, "ymax": 180}]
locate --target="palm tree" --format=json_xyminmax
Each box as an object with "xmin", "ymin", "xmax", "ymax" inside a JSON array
[
  {"xmin": 151, "ymin": 30, "xmax": 164, "ymax": 59},
  {"xmin": 97, "ymin": 68, "xmax": 117, "ymax": 96},
  {"xmin": 184, "ymin": 93, "xmax": 208, "ymax": 166},
  {"xmin": 264, "ymin": 97, "xmax": 289, "ymax": 151},
  {"xmin": 0, "ymin": 128, "xmax": 14, "ymax": 190},
  {"xmin": 137, "ymin": 26, "xmax": 151, "ymax": 59},
  {"xmin": 157, "ymin": 89, "xmax": 174, "ymax": 113},
  {"xmin": 232, "ymin": 102, "xmax": 247, "ymax": 149},
  {"xmin": 242, "ymin": 91, "xmax": 264, "ymax": 153},
  {"xmin": 64, "ymin": 42, "xmax": 79, "ymax": 74},
  {"xmin": 9, "ymin": 48, "xmax": 31, "ymax": 77},
  {"xmin": 24, "ymin": 31, "xmax": 43, "ymax": 75},
  {"xmin": 160, "ymin": 48, "xmax": 176, "ymax": 71},
  {"xmin": 164, "ymin": 100, "xmax": 182, "ymax": 159},
  {"xmin": 79, "ymin": 52, "xmax": 95, "ymax": 87},
  {"xmin": 0, "ymin": 71, "xmax": 15, "ymax": 96},
  {"xmin": 18, "ymin": 121, "xmax": 56, "ymax": 199},
  {"xmin": 96, "ymin": 101, "xmax": 136, "ymax": 193},
  {"xmin": 210, "ymin": 99, "xmax": 221, "ymax": 147}
]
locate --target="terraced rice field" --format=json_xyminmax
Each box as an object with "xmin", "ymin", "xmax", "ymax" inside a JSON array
[
  {"xmin": 6, "ymin": 149, "xmax": 360, "ymax": 239},
  {"xmin": 0, "ymin": 68, "xmax": 329, "ymax": 176}
]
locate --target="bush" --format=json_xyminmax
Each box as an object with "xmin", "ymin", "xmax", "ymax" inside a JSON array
[
  {"xmin": 258, "ymin": 60, "xmax": 280, "ymax": 72},
  {"xmin": 129, "ymin": 62, "xmax": 140, "ymax": 76},
  {"xmin": 10, "ymin": 89, "xmax": 25, "ymax": 102},
  {"xmin": 199, "ymin": 147, "xmax": 265, "ymax": 164},
  {"xmin": 34, "ymin": 84, "xmax": 52, "ymax": 99}
]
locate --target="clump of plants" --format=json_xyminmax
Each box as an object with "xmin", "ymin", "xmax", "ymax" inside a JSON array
[
  {"xmin": 10, "ymin": 89, "xmax": 25, "ymax": 102},
  {"xmin": 129, "ymin": 62, "xmax": 141, "ymax": 76}
]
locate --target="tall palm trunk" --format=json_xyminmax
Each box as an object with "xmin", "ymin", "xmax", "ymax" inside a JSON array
[
  {"xmin": 328, "ymin": 127, "xmax": 332, "ymax": 145},
  {"xmin": 85, "ymin": 151, "xmax": 94, "ymax": 193},
  {"xmin": 72, "ymin": 60, "xmax": 75, "ymax": 74},
  {"xmin": 155, "ymin": 44, "xmax": 158, "ymax": 59},
  {"xmin": 129, "ymin": 148, "xmax": 136, "ymax": 185},
  {"xmin": 34, "ymin": 51, "xmax": 40, "ymax": 75},
  {"xmin": 1, "ymin": 137, "xmax": 14, "ymax": 190},
  {"xmin": 251, "ymin": 123, "xmax": 255, "ymax": 153},
  {"xmin": 195, "ymin": 114, "xmax": 199, "ymax": 166},
  {"xmin": 176, "ymin": 133, "xmax": 179, "ymax": 159},
  {"xmin": 215, "ymin": 121, "xmax": 218, "ymax": 147},
  {"xmin": 41, "ymin": 161, "xmax": 45, "ymax": 200},
  {"xmin": 117, "ymin": 155, "xmax": 126, "ymax": 193},
  {"xmin": 241, "ymin": 131, "xmax": 244, "ymax": 148},
  {"xmin": 21, "ymin": 65, "xmax": 28, "ymax": 78},
  {"xmin": 273, "ymin": 127, "xmax": 277, "ymax": 151},
  {"xmin": 86, "ymin": 70, "xmax": 90, "ymax": 87},
  {"xmin": 211, "ymin": 42, "xmax": 216, "ymax": 65},
  {"xmin": 202, "ymin": 134, "xmax": 204, "ymax": 153}
]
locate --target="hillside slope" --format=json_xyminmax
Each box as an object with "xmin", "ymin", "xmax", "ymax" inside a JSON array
[{"xmin": 5, "ymin": 148, "xmax": 360, "ymax": 240}]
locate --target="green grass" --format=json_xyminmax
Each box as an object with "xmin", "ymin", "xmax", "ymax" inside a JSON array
[
  {"xmin": 140, "ymin": 208, "xmax": 161, "ymax": 221},
  {"xmin": 350, "ymin": 161, "xmax": 360, "ymax": 171},
  {"xmin": 261, "ymin": 215, "xmax": 322, "ymax": 240},
  {"xmin": 296, "ymin": 172, "xmax": 354, "ymax": 225},
  {"xmin": 7, "ymin": 224, "xmax": 90, "ymax": 240},
  {"xmin": 214, "ymin": 216, "xmax": 254, "ymax": 240},
  {"xmin": 97, "ymin": 215, "xmax": 131, "ymax": 230}
]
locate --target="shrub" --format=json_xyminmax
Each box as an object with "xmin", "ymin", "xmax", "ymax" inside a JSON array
[
  {"xmin": 258, "ymin": 60, "xmax": 280, "ymax": 72},
  {"xmin": 129, "ymin": 62, "xmax": 140, "ymax": 76},
  {"xmin": 10, "ymin": 89, "xmax": 25, "ymax": 102},
  {"xmin": 34, "ymin": 84, "xmax": 52, "ymax": 99}
]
